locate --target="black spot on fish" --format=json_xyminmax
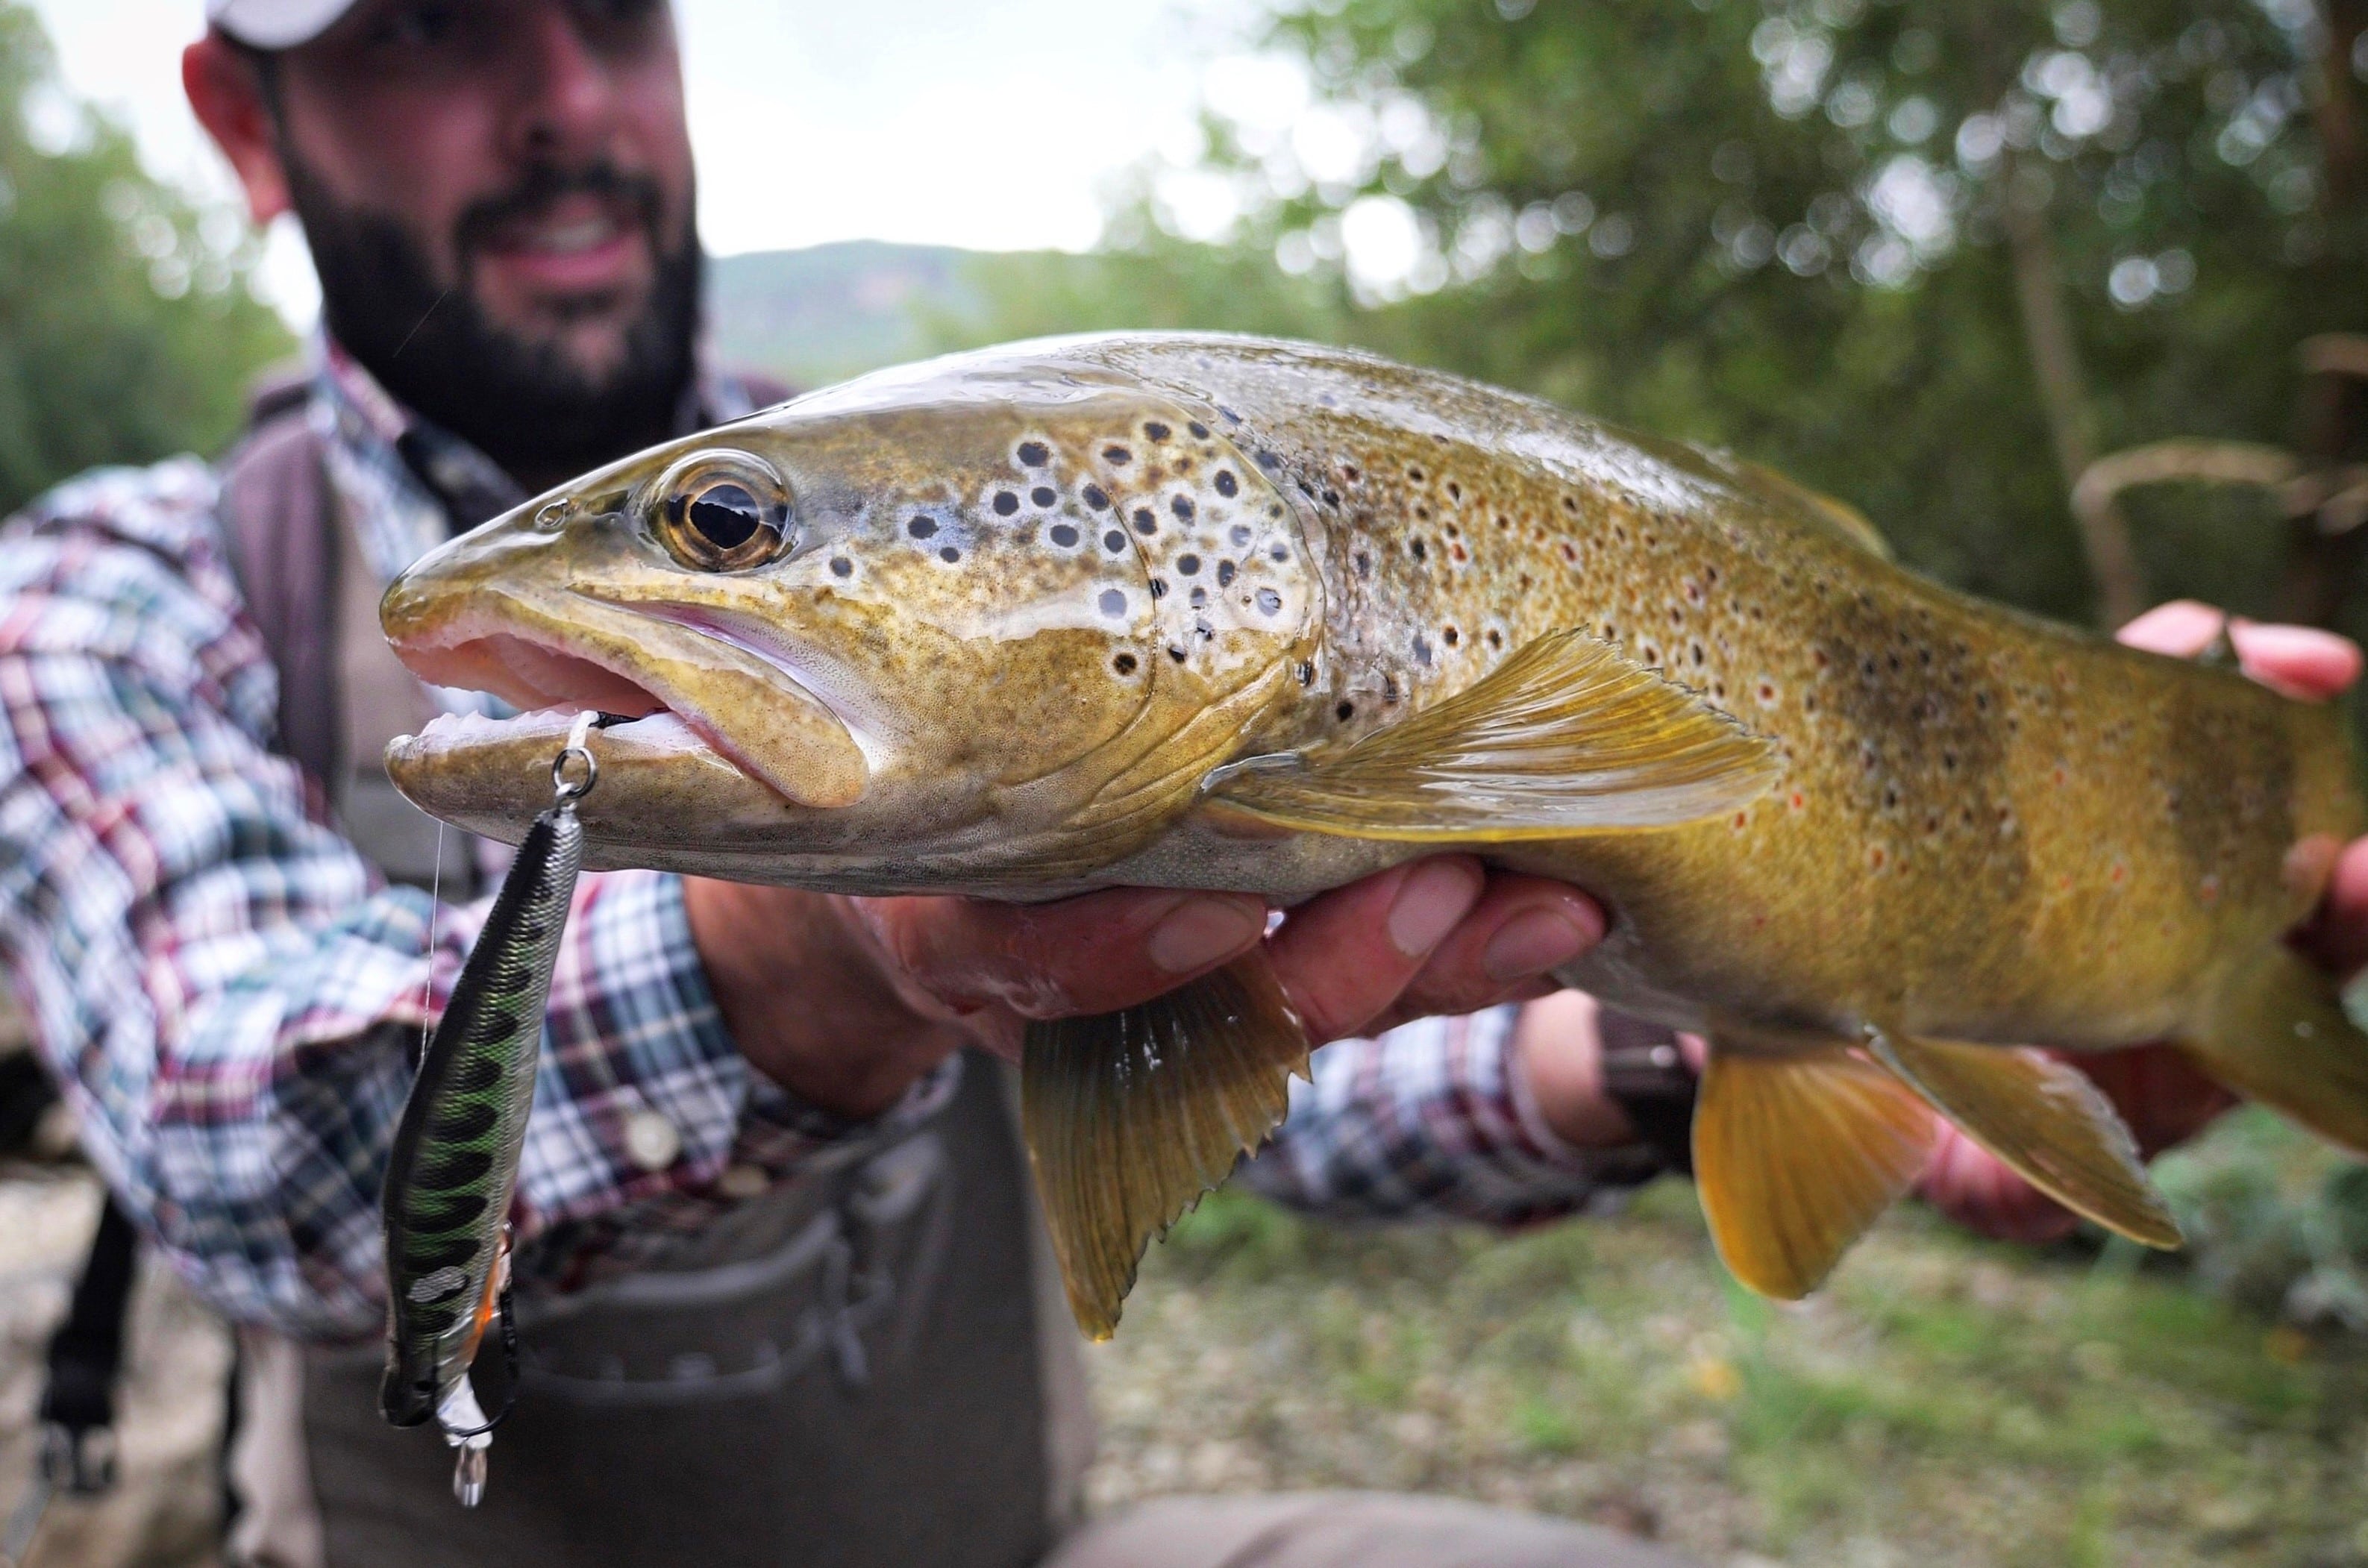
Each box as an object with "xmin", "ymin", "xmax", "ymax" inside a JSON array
[
  {"xmin": 1188, "ymin": 421, "xmax": 1210, "ymax": 439},
  {"xmin": 1112, "ymin": 653, "xmax": 1137, "ymax": 676},
  {"xmin": 1296, "ymin": 661, "xmax": 1315, "ymax": 685},
  {"xmin": 1487, "ymin": 629, "xmax": 1503, "ymax": 648},
  {"xmin": 430, "ymin": 1101, "xmax": 499, "ymax": 1142},
  {"xmin": 1354, "ymin": 551, "xmax": 1371, "ymax": 579},
  {"xmin": 1322, "ymin": 489, "xmax": 1340, "ymax": 508},
  {"xmin": 1257, "ymin": 589, "xmax": 1282, "ymax": 615},
  {"xmin": 1336, "ymin": 701, "xmax": 1355, "ymax": 721},
  {"xmin": 1103, "ymin": 530, "xmax": 1126, "ymax": 553},
  {"xmin": 1189, "ymin": 586, "xmax": 1208, "ymax": 607},
  {"xmin": 908, "ymin": 515, "xmax": 938, "ymax": 539},
  {"xmin": 1444, "ymin": 626, "xmax": 1461, "ymax": 647},
  {"xmin": 1017, "ymin": 441, "xmax": 1050, "ymax": 466},
  {"xmin": 1407, "ymin": 466, "xmax": 1425, "ymax": 482},
  {"xmin": 1218, "ymin": 406, "xmax": 1242, "ymax": 423},
  {"xmin": 830, "ymin": 556, "xmax": 853, "ymax": 578},
  {"xmin": 420, "ymin": 1150, "xmax": 493, "ymax": 1191},
  {"xmin": 1169, "ymin": 645, "xmax": 1188, "ymax": 662},
  {"xmin": 993, "ymin": 491, "xmax": 1020, "ymax": 516},
  {"xmin": 1230, "ymin": 524, "xmax": 1253, "ymax": 547},
  {"xmin": 1256, "ymin": 451, "xmax": 1282, "ymax": 471},
  {"xmin": 1050, "ymin": 524, "xmax": 1079, "ymax": 548},
  {"xmin": 1269, "ymin": 545, "xmax": 1287, "ymax": 562},
  {"xmin": 1177, "ymin": 553, "xmax": 1201, "ymax": 575},
  {"xmin": 1214, "ymin": 469, "xmax": 1238, "ymax": 498},
  {"xmin": 1383, "ymin": 675, "xmax": 1401, "ymax": 703},
  {"xmin": 1133, "ymin": 509, "xmax": 1157, "ymax": 535},
  {"xmin": 1216, "ymin": 561, "xmax": 1237, "ymax": 586},
  {"xmin": 1083, "ymin": 484, "xmax": 1110, "ymax": 510},
  {"xmin": 1099, "ymin": 589, "xmax": 1127, "ymax": 617},
  {"xmin": 1031, "ymin": 486, "xmax": 1057, "ymax": 508},
  {"xmin": 1412, "ymin": 633, "xmax": 1432, "ymax": 665},
  {"xmin": 1411, "ymin": 539, "xmax": 1428, "ymax": 562},
  {"xmin": 1104, "ymin": 446, "xmax": 1131, "ymax": 465},
  {"xmin": 1144, "ymin": 421, "xmax": 1171, "ymax": 442},
  {"xmin": 940, "ymin": 546, "xmax": 961, "ymax": 563},
  {"xmin": 1171, "ymin": 495, "xmax": 1194, "ymax": 521},
  {"xmin": 1149, "ymin": 577, "xmax": 1168, "ymax": 599}
]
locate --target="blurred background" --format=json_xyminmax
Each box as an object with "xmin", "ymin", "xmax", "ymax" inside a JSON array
[{"xmin": 1, "ymin": 0, "xmax": 2365, "ymax": 1563}]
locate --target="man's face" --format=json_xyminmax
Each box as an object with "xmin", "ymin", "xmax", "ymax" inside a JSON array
[{"xmin": 265, "ymin": 0, "xmax": 701, "ymax": 480}]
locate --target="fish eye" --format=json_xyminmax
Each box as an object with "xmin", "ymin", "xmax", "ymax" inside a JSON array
[{"xmin": 651, "ymin": 452, "xmax": 795, "ymax": 572}]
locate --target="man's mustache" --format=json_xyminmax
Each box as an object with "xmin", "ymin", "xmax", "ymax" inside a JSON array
[{"xmin": 453, "ymin": 163, "xmax": 668, "ymax": 259}]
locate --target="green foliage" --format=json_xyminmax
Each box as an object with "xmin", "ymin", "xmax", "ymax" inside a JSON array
[
  {"xmin": 948, "ymin": 0, "xmax": 2364, "ymax": 628},
  {"xmin": 0, "ymin": 3, "xmax": 291, "ymax": 516},
  {"xmin": 2150, "ymin": 1105, "xmax": 2368, "ymax": 1329}
]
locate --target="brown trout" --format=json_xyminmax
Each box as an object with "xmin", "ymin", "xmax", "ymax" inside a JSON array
[{"xmin": 378, "ymin": 333, "xmax": 2368, "ymax": 1335}]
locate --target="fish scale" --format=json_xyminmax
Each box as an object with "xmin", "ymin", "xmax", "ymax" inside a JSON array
[{"xmin": 375, "ymin": 332, "xmax": 2368, "ymax": 1335}]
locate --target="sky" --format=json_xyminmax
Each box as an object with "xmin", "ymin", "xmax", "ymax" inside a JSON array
[{"xmin": 24, "ymin": 0, "xmax": 1259, "ymax": 325}]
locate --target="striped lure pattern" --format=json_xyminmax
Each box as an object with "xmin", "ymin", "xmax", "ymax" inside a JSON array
[{"xmin": 378, "ymin": 783, "xmax": 586, "ymax": 1499}]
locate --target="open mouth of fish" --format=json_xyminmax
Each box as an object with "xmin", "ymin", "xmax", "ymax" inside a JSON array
[{"xmin": 386, "ymin": 598, "xmax": 873, "ymax": 824}]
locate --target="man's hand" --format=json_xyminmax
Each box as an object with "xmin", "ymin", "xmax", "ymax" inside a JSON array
[
  {"xmin": 1918, "ymin": 600, "xmax": 2368, "ymax": 1241},
  {"xmin": 684, "ymin": 861, "xmax": 1604, "ymax": 1120}
]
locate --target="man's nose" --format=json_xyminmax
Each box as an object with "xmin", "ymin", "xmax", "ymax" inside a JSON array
[{"xmin": 502, "ymin": 4, "xmax": 624, "ymax": 163}]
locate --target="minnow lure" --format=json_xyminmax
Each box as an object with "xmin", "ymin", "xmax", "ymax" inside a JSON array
[{"xmin": 378, "ymin": 712, "xmax": 599, "ymax": 1506}]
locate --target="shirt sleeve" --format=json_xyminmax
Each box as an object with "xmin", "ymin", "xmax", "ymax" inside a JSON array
[
  {"xmin": 1238, "ymin": 1005, "xmax": 1618, "ymax": 1224},
  {"xmin": 0, "ymin": 468, "xmax": 946, "ymax": 1341}
]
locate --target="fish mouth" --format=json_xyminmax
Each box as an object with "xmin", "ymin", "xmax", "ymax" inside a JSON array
[{"xmin": 385, "ymin": 599, "xmax": 871, "ymax": 815}]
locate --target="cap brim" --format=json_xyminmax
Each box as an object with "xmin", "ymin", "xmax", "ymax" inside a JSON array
[{"xmin": 206, "ymin": 0, "xmax": 360, "ymax": 49}]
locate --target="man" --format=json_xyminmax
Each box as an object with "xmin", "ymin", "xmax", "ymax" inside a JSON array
[{"xmin": 1, "ymin": 1, "xmax": 2359, "ymax": 1564}]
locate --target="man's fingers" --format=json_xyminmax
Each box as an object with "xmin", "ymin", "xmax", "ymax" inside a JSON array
[
  {"xmin": 1389, "ymin": 873, "xmax": 1606, "ymax": 1023},
  {"xmin": 856, "ymin": 887, "xmax": 1267, "ymax": 1026},
  {"xmin": 2229, "ymin": 621, "xmax": 2364, "ymax": 699},
  {"xmin": 2117, "ymin": 598, "xmax": 2363, "ymax": 700},
  {"xmin": 2115, "ymin": 599, "xmax": 2224, "ymax": 658},
  {"xmin": 1268, "ymin": 858, "xmax": 1485, "ymax": 1043}
]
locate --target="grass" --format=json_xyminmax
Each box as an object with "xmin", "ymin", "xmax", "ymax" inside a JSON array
[{"xmin": 1081, "ymin": 1158, "xmax": 2368, "ymax": 1567}]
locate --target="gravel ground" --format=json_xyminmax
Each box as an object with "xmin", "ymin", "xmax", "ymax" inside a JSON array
[
  {"xmin": 3, "ymin": 1160, "xmax": 2360, "ymax": 1568},
  {"xmin": 1081, "ymin": 1181, "xmax": 2368, "ymax": 1568},
  {"xmin": 0, "ymin": 1167, "xmax": 229, "ymax": 1568}
]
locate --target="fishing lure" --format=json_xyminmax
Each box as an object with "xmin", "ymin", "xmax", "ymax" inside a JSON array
[{"xmin": 378, "ymin": 712, "xmax": 601, "ymax": 1506}]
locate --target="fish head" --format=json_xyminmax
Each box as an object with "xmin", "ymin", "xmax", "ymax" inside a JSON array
[{"xmin": 381, "ymin": 356, "xmax": 1321, "ymax": 887}]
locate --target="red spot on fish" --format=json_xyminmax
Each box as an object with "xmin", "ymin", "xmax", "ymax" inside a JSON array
[
  {"xmin": 2199, "ymin": 874, "xmax": 2221, "ymax": 905},
  {"xmin": 1870, "ymin": 847, "xmax": 1887, "ymax": 870},
  {"xmin": 1789, "ymin": 792, "xmax": 1805, "ymax": 811},
  {"xmin": 1733, "ymin": 812, "xmax": 1748, "ymax": 829},
  {"xmin": 2108, "ymin": 862, "xmax": 2125, "ymax": 884}
]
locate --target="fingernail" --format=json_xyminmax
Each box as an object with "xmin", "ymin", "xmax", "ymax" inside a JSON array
[
  {"xmin": 1482, "ymin": 907, "xmax": 1596, "ymax": 982},
  {"xmin": 1386, "ymin": 860, "xmax": 1482, "ymax": 958},
  {"xmin": 1148, "ymin": 896, "xmax": 1266, "ymax": 974}
]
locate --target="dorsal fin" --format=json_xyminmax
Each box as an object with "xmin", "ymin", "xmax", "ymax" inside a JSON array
[{"xmin": 1206, "ymin": 630, "xmax": 1779, "ymax": 842}]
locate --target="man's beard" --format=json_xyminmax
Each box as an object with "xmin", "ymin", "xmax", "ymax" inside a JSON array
[{"xmin": 285, "ymin": 152, "xmax": 704, "ymax": 483}]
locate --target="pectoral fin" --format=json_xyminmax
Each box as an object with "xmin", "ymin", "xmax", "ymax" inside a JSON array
[
  {"xmin": 1208, "ymin": 629, "xmax": 1779, "ymax": 841},
  {"xmin": 1021, "ymin": 953, "xmax": 1309, "ymax": 1339},
  {"xmin": 2181, "ymin": 944, "xmax": 2368, "ymax": 1155},
  {"xmin": 1867, "ymin": 1030, "xmax": 2182, "ymax": 1249},
  {"xmin": 1694, "ymin": 1046, "xmax": 1938, "ymax": 1299}
]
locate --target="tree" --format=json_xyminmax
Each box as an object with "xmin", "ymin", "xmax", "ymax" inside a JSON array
[{"xmin": 0, "ymin": 2, "xmax": 291, "ymax": 517}]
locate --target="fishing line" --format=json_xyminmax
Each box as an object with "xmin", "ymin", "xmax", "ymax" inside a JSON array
[{"xmin": 416, "ymin": 819, "xmax": 446, "ymax": 1068}]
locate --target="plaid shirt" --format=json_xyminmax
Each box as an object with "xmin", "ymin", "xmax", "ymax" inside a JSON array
[{"xmin": 0, "ymin": 348, "xmax": 1612, "ymax": 1342}]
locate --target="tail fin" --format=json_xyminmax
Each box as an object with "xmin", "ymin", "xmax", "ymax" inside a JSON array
[{"xmin": 2181, "ymin": 944, "xmax": 2368, "ymax": 1155}]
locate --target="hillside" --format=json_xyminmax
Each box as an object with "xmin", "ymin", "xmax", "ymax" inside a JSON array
[{"xmin": 707, "ymin": 239, "xmax": 1034, "ymax": 392}]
